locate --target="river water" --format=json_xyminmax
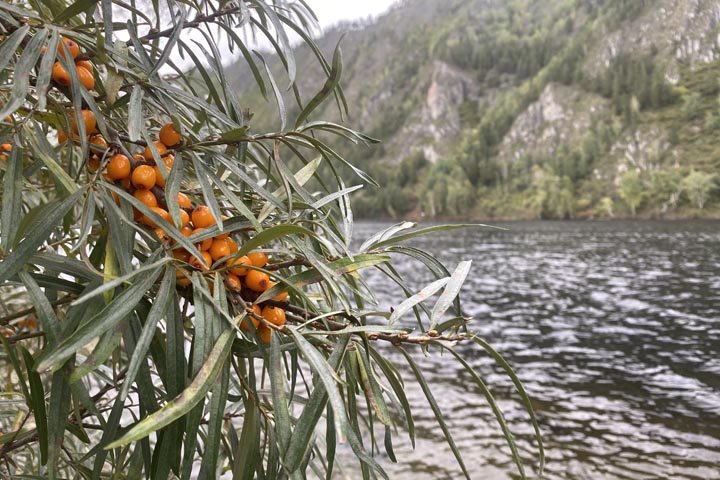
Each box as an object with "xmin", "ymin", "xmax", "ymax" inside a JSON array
[{"xmin": 350, "ymin": 220, "xmax": 720, "ymax": 480}]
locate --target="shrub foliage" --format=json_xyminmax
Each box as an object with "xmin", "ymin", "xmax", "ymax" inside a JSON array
[{"xmin": 0, "ymin": 1, "xmax": 542, "ymax": 478}]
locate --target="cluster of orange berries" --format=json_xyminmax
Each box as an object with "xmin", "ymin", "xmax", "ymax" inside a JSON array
[
  {"xmin": 75, "ymin": 120, "xmax": 288, "ymax": 343},
  {"xmin": 0, "ymin": 142, "xmax": 11, "ymax": 161},
  {"xmin": 50, "ymin": 37, "xmax": 95, "ymax": 91}
]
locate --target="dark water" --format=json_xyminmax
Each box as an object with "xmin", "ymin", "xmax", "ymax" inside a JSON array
[{"xmin": 351, "ymin": 220, "xmax": 720, "ymax": 480}]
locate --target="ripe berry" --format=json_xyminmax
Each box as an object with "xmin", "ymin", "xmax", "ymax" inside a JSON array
[
  {"xmin": 159, "ymin": 122, "xmax": 182, "ymax": 147},
  {"xmin": 224, "ymin": 273, "xmax": 242, "ymax": 291},
  {"xmin": 143, "ymin": 140, "xmax": 168, "ymax": 160},
  {"xmin": 75, "ymin": 59, "xmax": 93, "ymax": 72},
  {"xmin": 141, "ymin": 207, "xmax": 171, "ymax": 228},
  {"xmin": 191, "ymin": 206, "xmax": 216, "ymax": 228},
  {"xmin": 191, "ymin": 227, "xmax": 213, "ymax": 251},
  {"xmin": 189, "ymin": 251, "xmax": 212, "ymax": 271},
  {"xmin": 261, "ymin": 306, "xmax": 286, "ymax": 327},
  {"xmin": 209, "ymin": 237, "xmax": 237, "ymax": 261},
  {"xmin": 258, "ymin": 326, "xmax": 272, "ymax": 344},
  {"xmin": 76, "ymin": 64, "xmax": 94, "ymax": 90},
  {"xmin": 245, "ymin": 269, "xmax": 271, "ymax": 292},
  {"xmin": 226, "ymin": 255, "xmax": 251, "ymax": 276},
  {"xmin": 131, "ymin": 165, "xmax": 157, "ymax": 190},
  {"xmin": 176, "ymin": 192, "xmax": 192, "ymax": 209},
  {"xmin": 105, "ymin": 154, "xmax": 131, "ymax": 181},
  {"xmin": 154, "ymin": 228, "xmax": 169, "ymax": 242},
  {"xmin": 248, "ymin": 252, "xmax": 268, "ymax": 268},
  {"xmin": 240, "ymin": 305, "xmax": 261, "ymax": 331},
  {"xmin": 178, "ymin": 209, "xmax": 190, "ymax": 227},
  {"xmin": 87, "ymin": 155, "xmax": 101, "ymax": 172},
  {"xmin": 71, "ymin": 109, "xmax": 96, "ymax": 134},
  {"xmin": 51, "ymin": 62, "xmax": 71, "ymax": 86},
  {"xmin": 267, "ymin": 282, "xmax": 288, "ymax": 301},
  {"xmin": 58, "ymin": 37, "xmax": 80, "ymax": 60},
  {"xmin": 173, "ymin": 249, "xmax": 191, "ymax": 262},
  {"xmin": 134, "ymin": 189, "xmax": 158, "ymax": 208}
]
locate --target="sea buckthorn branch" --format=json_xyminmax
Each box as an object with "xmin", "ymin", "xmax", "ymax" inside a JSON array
[
  {"xmin": 139, "ymin": 5, "xmax": 245, "ymax": 43},
  {"xmin": 0, "ymin": 294, "xmax": 75, "ymax": 326}
]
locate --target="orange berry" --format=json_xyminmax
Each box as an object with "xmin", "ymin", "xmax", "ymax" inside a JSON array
[
  {"xmin": 191, "ymin": 227, "xmax": 213, "ymax": 251},
  {"xmin": 240, "ymin": 305, "xmax": 261, "ymax": 331},
  {"xmin": 131, "ymin": 164, "xmax": 156, "ymax": 190},
  {"xmin": 0, "ymin": 143, "xmax": 12, "ymax": 152},
  {"xmin": 159, "ymin": 122, "xmax": 182, "ymax": 147},
  {"xmin": 154, "ymin": 165, "xmax": 166, "ymax": 187},
  {"xmin": 52, "ymin": 61, "xmax": 71, "ymax": 86},
  {"xmin": 180, "ymin": 225, "xmax": 194, "ymax": 237},
  {"xmin": 261, "ymin": 306, "xmax": 286, "ymax": 327},
  {"xmin": 179, "ymin": 209, "xmax": 190, "ymax": 227},
  {"xmin": 75, "ymin": 59, "xmax": 93, "ymax": 72},
  {"xmin": 189, "ymin": 251, "xmax": 212, "ymax": 271},
  {"xmin": 176, "ymin": 268, "xmax": 192, "ymax": 287},
  {"xmin": 173, "ymin": 249, "xmax": 191, "ymax": 263},
  {"xmin": 90, "ymin": 135, "xmax": 107, "ymax": 151},
  {"xmin": 141, "ymin": 207, "xmax": 170, "ymax": 228},
  {"xmin": 258, "ymin": 326, "xmax": 272, "ymax": 344},
  {"xmin": 143, "ymin": 141, "xmax": 168, "ymax": 160},
  {"xmin": 19, "ymin": 316, "xmax": 38, "ymax": 330},
  {"xmin": 154, "ymin": 228, "xmax": 169, "ymax": 242},
  {"xmin": 76, "ymin": 64, "xmax": 94, "ymax": 90},
  {"xmin": 71, "ymin": 109, "xmax": 96, "ymax": 134},
  {"xmin": 1, "ymin": 327, "xmax": 14, "ymax": 337},
  {"xmin": 120, "ymin": 177, "xmax": 132, "ymax": 191},
  {"xmin": 133, "ymin": 154, "xmax": 145, "ymax": 163},
  {"xmin": 87, "ymin": 155, "xmax": 101, "ymax": 172},
  {"xmin": 245, "ymin": 269, "xmax": 271, "ymax": 292},
  {"xmin": 134, "ymin": 189, "xmax": 158, "ymax": 208},
  {"xmin": 226, "ymin": 255, "xmax": 251, "ymax": 276},
  {"xmin": 105, "ymin": 154, "xmax": 131, "ymax": 181},
  {"xmin": 176, "ymin": 192, "xmax": 192, "ymax": 209},
  {"xmin": 58, "ymin": 37, "xmax": 80, "ymax": 60},
  {"xmin": 248, "ymin": 252, "xmax": 268, "ymax": 268},
  {"xmin": 191, "ymin": 206, "xmax": 216, "ymax": 228},
  {"xmin": 224, "ymin": 273, "xmax": 242, "ymax": 291},
  {"xmin": 208, "ymin": 238, "xmax": 235, "ymax": 261},
  {"xmin": 3, "ymin": 116, "xmax": 11, "ymax": 123}
]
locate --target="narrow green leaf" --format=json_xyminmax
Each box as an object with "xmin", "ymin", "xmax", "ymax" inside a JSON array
[
  {"xmin": 18, "ymin": 271, "xmax": 62, "ymax": 345},
  {"xmin": 20, "ymin": 348, "xmax": 48, "ymax": 464},
  {"xmin": 439, "ymin": 342, "xmax": 528, "ymax": 479},
  {"xmin": 0, "ymin": 25, "xmax": 28, "ymax": 74},
  {"xmin": 294, "ymin": 37, "xmax": 343, "ymax": 128},
  {"xmin": 254, "ymin": 51, "xmax": 286, "ymax": 130},
  {"xmin": 127, "ymin": 85, "xmax": 144, "ymax": 141},
  {"xmin": 0, "ymin": 187, "xmax": 85, "ymax": 284},
  {"xmin": 47, "ymin": 370, "xmax": 71, "ymax": 480},
  {"xmin": 37, "ymin": 265, "xmax": 163, "ymax": 372},
  {"xmin": 388, "ymin": 277, "xmax": 450, "ymax": 325},
  {"xmin": 371, "ymin": 224, "xmax": 501, "ymax": 250},
  {"xmin": 287, "ymin": 329, "xmax": 347, "ymax": 442},
  {"xmin": 233, "ymin": 396, "xmax": 261, "ymax": 479},
  {"xmin": 1, "ymin": 140, "xmax": 22, "ymax": 251},
  {"xmin": 269, "ymin": 332, "xmax": 292, "ymax": 455},
  {"xmin": 0, "ymin": 28, "xmax": 45, "ymax": 119},
  {"xmin": 120, "ymin": 267, "xmax": 174, "ymax": 400},
  {"xmin": 105, "ymin": 325, "xmax": 235, "ymax": 449},
  {"xmin": 398, "ymin": 347, "xmax": 470, "ymax": 479},
  {"xmin": 53, "ymin": 0, "xmax": 98, "ymax": 22},
  {"xmin": 430, "ymin": 260, "xmax": 471, "ymax": 328},
  {"xmin": 471, "ymin": 335, "xmax": 545, "ymax": 474},
  {"xmin": 284, "ymin": 334, "xmax": 350, "ymax": 473}
]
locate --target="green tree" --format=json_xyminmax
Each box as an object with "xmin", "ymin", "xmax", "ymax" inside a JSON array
[
  {"xmin": 682, "ymin": 170, "xmax": 716, "ymax": 209},
  {"xmin": 650, "ymin": 169, "xmax": 682, "ymax": 211},
  {"xmin": 618, "ymin": 170, "xmax": 645, "ymax": 216},
  {"xmin": 0, "ymin": 1, "xmax": 542, "ymax": 478}
]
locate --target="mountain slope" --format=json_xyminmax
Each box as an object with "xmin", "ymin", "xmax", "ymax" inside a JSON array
[{"xmin": 229, "ymin": 0, "xmax": 720, "ymax": 219}]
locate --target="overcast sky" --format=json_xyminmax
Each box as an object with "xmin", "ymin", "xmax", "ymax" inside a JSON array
[{"xmin": 304, "ymin": 0, "xmax": 400, "ymax": 29}]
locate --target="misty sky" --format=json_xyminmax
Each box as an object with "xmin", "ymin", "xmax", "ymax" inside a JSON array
[{"xmin": 304, "ymin": 0, "xmax": 399, "ymax": 29}]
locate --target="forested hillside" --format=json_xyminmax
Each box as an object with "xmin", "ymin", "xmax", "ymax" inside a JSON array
[{"xmin": 229, "ymin": 0, "xmax": 720, "ymax": 219}]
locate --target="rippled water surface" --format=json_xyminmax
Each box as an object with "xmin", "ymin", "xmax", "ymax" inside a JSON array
[{"xmin": 352, "ymin": 220, "xmax": 720, "ymax": 479}]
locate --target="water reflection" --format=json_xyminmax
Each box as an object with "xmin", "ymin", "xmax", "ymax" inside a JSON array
[{"xmin": 354, "ymin": 220, "xmax": 720, "ymax": 479}]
